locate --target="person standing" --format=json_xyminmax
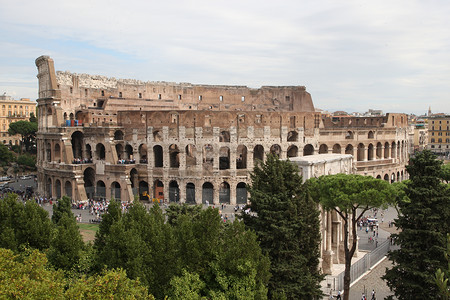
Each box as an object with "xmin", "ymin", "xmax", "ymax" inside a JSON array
[{"xmin": 371, "ymin": 289, "xmax": 376, "ymax": 300}]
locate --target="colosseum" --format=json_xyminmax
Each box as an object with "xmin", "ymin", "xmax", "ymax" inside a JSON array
[{"xmin": 35, "ymin": 55, "xmax": 408, "ymax": 205}]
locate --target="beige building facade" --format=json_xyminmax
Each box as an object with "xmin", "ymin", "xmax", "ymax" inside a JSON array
[
  {"xmin": 0, "ymin": 94, "xmax": 36, "ymax": 146},
  {"xmin": 427, "ymin": 115, "xmax": 450, "ymax": 155}
]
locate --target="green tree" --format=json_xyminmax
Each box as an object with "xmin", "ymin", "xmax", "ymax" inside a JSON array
[
  {"xmin": 442, "ymin": 163, "xmax": 450, "ymax": 184},
  {"xmin": 17, "ymin": 153, "xmax": 37, "ymax": 170},
  {"xmin": 383, "ymin": 150, "xmax": 450, "ymax": 299},
  {"xmin": 434, "ymin": 233, "xmax": 450, "ymax": 300},
  {"xmin": 242, "ymin": 154, "xmax": 323, "ymax": 299},
  {"xmin": 52, "ymin": 195, "xmax": 73, "ymax": 224},
  {"xmin": 0, "ymin": 194, "xmax": 52, "ymax": 252},
  {"xmin": 165, "ymin": 203, "xmax": 202, "ymax": 225},
  {"xmin": 0, "ymin": 143, "xmax": 14, "ymax": 166},
  {"xmin": 168, "ymin": 270, "xmax": 205, "ymax": 300},
  {"xmin": 94, "ymin": 198, "xmax": 122, "ymax": 254},
  {"xmin": 8, "ymin": 120, "xmax": 38, "ymax": 153},
  {"xmin": 308, "ymin": 174, "xmax": 395, "ymax": 300},
  {"xmin": 66, "ymin": 268, "xmax": 154, "ymax": 300},
  {"xmin": 0, "ymin": 248, "xmax": 65, "ymax": 299},
  {"xmin": 47, "ymin": 213, "xmax": 85, "ymax": 271}
]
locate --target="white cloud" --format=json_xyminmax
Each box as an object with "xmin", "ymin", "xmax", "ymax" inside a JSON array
[{"xmin": 0, "ymin": 0, "xmax": 449, "ymax": 114}]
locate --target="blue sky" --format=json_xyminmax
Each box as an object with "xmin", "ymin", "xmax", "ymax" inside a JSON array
[{"xmin": 0, "ymin": 0, "xmax": 449, "ymax": 115}]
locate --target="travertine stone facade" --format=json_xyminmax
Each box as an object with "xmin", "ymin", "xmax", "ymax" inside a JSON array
[{"xmin": 35, "ymin": 55, "xmax": 409, "ymax": 205}]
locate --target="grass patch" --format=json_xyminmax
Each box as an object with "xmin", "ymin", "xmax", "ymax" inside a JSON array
[{"xmin": 78, "ymin": 223, "xmax": 99, "ymax": 243}]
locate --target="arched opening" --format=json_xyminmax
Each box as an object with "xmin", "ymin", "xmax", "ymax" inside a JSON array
[
  {"xmin": 46, "ymin": 143, "xmax": 52, "ymax": 162},
  {"xmin": 391, "ymin": 173, "xmax": 395, "ymax": 183},
  {"xmin": 376, "ymin": 175, "xmax": 381, "ymax": 179},
  {"xmin": 384, "ymin": 142, "xmax": 390, "ymax": 159},
  {"xmin": 219, "ymin": 131, "xmax": 230, "ymax": 142},
  {"xmin": 55, "ymin": 179, "xmax": 61, "ymax": 199},
  {"xmin": 219, "ymin": 146, "xmax": 230, "ymax": 170},
  {"xmin": 125, "ymin": 144, "xmax": 133, "ymax": 160},
  {"xmin": 46, "ymin": 177, "xmax": 52, "ymax": 198},
  {"xmin": 154, "ymin": 180, "xmax": 164, "ymax": 200},
  {"xmin": 169, "ymin": 181, "xmax": 180, "ymax": 203},
  {"xmin": 65, "ymin": 181, "xmax": 72, "ymax": 199},
  {"xmin": 202, "ymin": 182, "xmax": 214, "ymax": 204},
  {"xmin": 219, "ymin": 182, "xmax": 230, "ymax": 204},
  {"xmin": 236, "ymin": 182, "xmax": 247, "ymax": 204},
  {"xmin": 236, "ymin": 145, "xmax": 247, "ymax": 169},
  {"xmin": 253, "ymin": 145, "xmax": 264, "ymax": 164},
  {"xmin": 384, "ymin": 174, "xmax": 389, "ymax": 182},
  {"xmin": 397, "ymin": 171, "xmax": 400, "ymax": 182},
  {"xmin": 287, "ymin": 145, "xmax": 298, "ymax": 158},
  {"xmin": 153, "ymin": 130, "xmax": 163, "ymax": 142},
  {"xmin": 332, "ymin": 144, "xmax": 341, "ymax": 154},
  {"xmin": 153, "ymin": 145, "xmax": 163, "ymax": 167},
  {"xmin": 96, "ymin": 181, "xmax": 106, "ymax": 199},
  {"xmin": 83, "ymin": 167, "xmax": 95, "ymax": 199},
  {"xmin": 69, "ymin": 113, "xmax": 74, "ymax": 120},
  {"xmin": 95, "ymin": 143, "xmax": 105, "ymax": 160},
  {"xmin": 345, "ymin": 131, "xmax": 354, "ymax": 139},
  {"xmin": 270, "ymin": 144, "xmax": 281, "ymax": 158},
  {"xmin": 63, "ymin": 112, "xmax": 67, "ymax": 121},
  {"xmin": 391, "ymin": 142, "xmax": 396, "ymax": 159},
  {"xmin": 401, "ymin": 170, "xmax": 404, "ymax": 181},
  {"xmin": 54, "ymin": 144, "xmax": 61, "ymax": 162},
  {"xmin": 111, "ymin": 182, "xmax": 121, "ymax": 200},
  {"xmin": 319, "ymin": 144, "xmax": 328, "ymax": 154},
  {"xmin": 186, "ymin": 145, "xmax": 197, "ymax": 166},
  {"xmin": 357, "ymin": 143, "xmax": 365, "ymax": 161},
  {"xmin": 345, "ymin": 144, "xmax": 353, "ymax": 156},
  {"xmin": 116, "ymin": 144, "xmax": 124, "ymax": 160},
  {"xmin": 71, "ymin": 131, "xmax": 83, "ymax": 159},
  {"xmin": 114, "ymin": 130, "xmax": 124, "ymax": 140},
  {"xmin": 139, "ymin": 144, "xmax": 147, "ymax": 163},
  {"xmin": 303, "ymin": 144, "xmax": 314, "ymax": 156},
  {"xmin": 139, "ymin": 181, "xmax": 149, "ymax": 201},
  {"xmin": 169, "ymin": 144, "xmax": 180, "ymax": 168},
  {"xmin": 130, "ymin": 168, "xmax": 138, "ymax": 189},
  {"xmin": 186, "ymin": 183, "xmax": 196, "ymax": 204},
  {"xmin": 368, "ymin": 144, "xmax": 374, "ymax": 160},
  {"xmin": 287, "ymin": 131, "xmax": 298, "ymax": 142},
  {"xmin": 376, "ymin": 142, "xmax": 382, "ymax": 159},
  {"xmin": 203, "ymin": 144, "xmax": 214, "ymax": 169},
  {"xmin": 368, "ymin": 131, "xmax": 374, "ymax": 139}
]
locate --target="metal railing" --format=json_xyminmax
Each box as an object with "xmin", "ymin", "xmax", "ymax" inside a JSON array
[{"xmin": 333, "ymin": 239, "xmax": 390, "ymax": 291}]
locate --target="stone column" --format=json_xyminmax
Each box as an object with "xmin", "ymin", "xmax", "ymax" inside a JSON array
[{"xmin": 230, "ymin": 183, "xmax": 236, "ymax": 205}]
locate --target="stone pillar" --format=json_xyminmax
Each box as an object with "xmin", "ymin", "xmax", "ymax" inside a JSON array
[
  {"xmin": 213, "ymin": 185, "xmax": 219, "ymax": 205},
  {"xmin": 364, "ymin": 147, "xmax": 368, "ymax": 161},
  {"xmin": 230, "ymin": 183, "xmax": 237, "ymax": 205},
  {"xmin": 195, "ymin": 183, "xmax": 202, "ymax": 205}
]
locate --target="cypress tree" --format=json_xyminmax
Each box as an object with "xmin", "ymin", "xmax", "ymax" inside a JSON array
[
  {"xmin": 242, "ymin": 154, "xmax": 323, "ymax": 299},
  {"xmin": 384, "ymin": 150, "xmax": 450, "ymax": 299}
]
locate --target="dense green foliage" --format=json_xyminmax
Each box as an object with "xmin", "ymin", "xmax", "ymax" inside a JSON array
[
  {"xmin": 8, "ymin": 120, "xmax": 38, "ymax": 153},
  {"xmin": 442, "ymin": 163, "xmax": 450, "ymax": 183},
  {"xmin": 383, "ymin": 150, "xmax": 450, "ymax": 299},
  {"xmin": 52, "ymin": 195, "xmax": 73, "ymax": 224},
  {"xmin": 0, "ymin": 248, "xmax": 154, "ymax": 299},
  {"xmin": 308, "ymin": 174, "xmax": 395, "ymax": 300},
  {"xmin": 16, "ymin": 153, "xmax": 37, "ymax": 169},
  {"xmin": 242, "ymin": 154, "xmax": 323, "ymax": 299},
  {"xmin": 0, "ymin": 194, "xmax": 52, "ymax": 251},
  {"xmin": 95, "ymin": 202, "xmax": 270, "ymax": 299},
  {"xmin": 0, "ymin": 143, "xmax": 14, "ymax": 166}
]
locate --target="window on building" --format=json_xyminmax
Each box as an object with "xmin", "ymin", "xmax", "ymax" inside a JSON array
[
  {"xmin": 241, "ymin": 96, "xmax": 245, "ymax": 102},
  {"xmin": 199, "ymin": 95, "xmax": 202, "ymax": 101},
  {"xmin": 255, "ymin": 115, "xmax": 262, "ymax": 124},
  {"xmin": 119, "ymin": 92, "xmax": 122, "ymax": 98},
  {"xmin": 431, "ymin": 138, "xmax": 435, "ymax": 143},
  {"xmin": 178, "ymin": 94, "xmax": 181, "ymax": 100},
  {"xmin": 85, "ymin": 89, "xmax": 88, "ymax": 96},
  {"xmin": 171, "ymin": 114, "xmax": 178, "ymax": 123},
  {"xmin": 285, "ymin": 96, "xmax": 290, "ymax": 102},
  {"xmin": 219, "ymin": 95, "xmax": 223, "ymax": 101},
  {"xmin": 139, "ymin": 93, "xmax": 142, "ymax": 98},
  {"xmin": 101, "ymin": 90, "xmax": 105, "ymax": 96},
  {"xmin": 70, "ymin": 87, "xmax": 73, "ymax": 93},
  {"xmin": 438, "ymin": 138, "xmax": 442, "ymax": 143}
]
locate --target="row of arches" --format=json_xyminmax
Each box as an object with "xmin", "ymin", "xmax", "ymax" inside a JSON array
[
  {"xmin": 376, "ymin": 170, "xmax": 405, "ymax": 183},
  {"xmin": 43, "ymin": 134, "xmax": 408, "ymax": 169}
]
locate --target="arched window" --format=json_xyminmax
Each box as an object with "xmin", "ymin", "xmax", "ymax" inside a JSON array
[
  {"xmin": 319, "ymin": 144, "xmax": 328, "ymax": 154},
  {"xmin": 287, "ymin": 131, "xmax": 298, "ymax": 142},
  {"xmin": 303, "ymin": 144, "xmax": 314, "ymax": 156},
  {"xmin": 236, "ymin": 182, "xmax": 247, "ymax": 204},
  {"xmin": 236, "ymin": 145, "xmax": 247, "ymax": 169},
  {"xmin": 270, "ymin": 144, "xmax": 281, "ymax": 157},
  {"xmin": 219, "ymin": 131, "xmax": 230, "ymax": 142},
  {"xmin": 153, "ymin": 145, "xmax": 163, "ymax": 167},
  {"xmin": 169, "ymin": 181, "xmax": 180, "ymax": 203},
  {"xmin": 287, "ymin": 145, "xmax": 298, "ymax": 158},
  {"xmin": 332, "ymin": 144, "xmax": 341, "ymax": 154},
  {"xmin": 202, "ymin": 182, "xmax": 214, "ymax": 204},
  {"xmin": 219, "ymin": 182, "xmax": 230, "ymax": 204},
  {"xmin": 186, "ymin": 145, "xmax": 197, "ymax": 167},
  {"xmin": 186, "ymin": 183, "xmax": 196, "ymax": 203},
  {"xmin": 219, "ymin": 146, "xmax": 230, "ymax": 170},
  {"xmin": 253, "ymin": 145, "xmax": 264, "ymax": 164},
  {"xmin": 169, "ymin": 144, "xmax": 180, "ymax": 168}
]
